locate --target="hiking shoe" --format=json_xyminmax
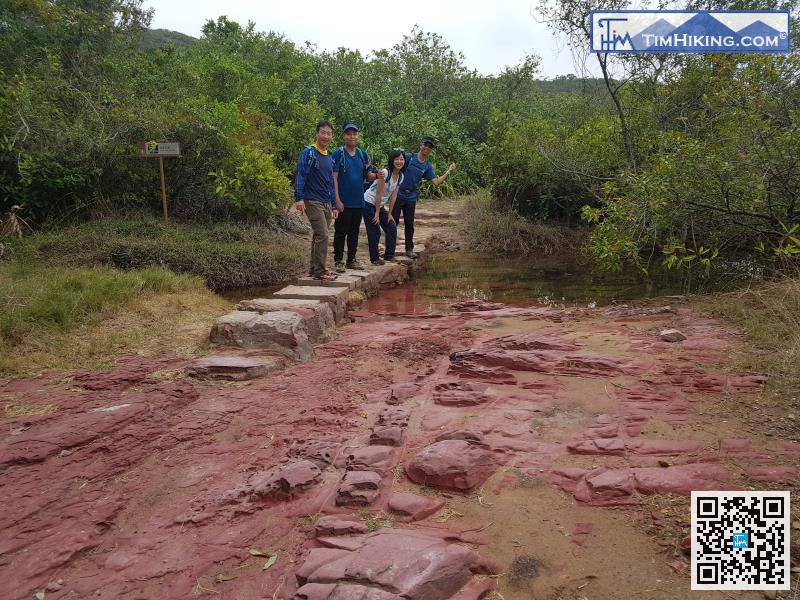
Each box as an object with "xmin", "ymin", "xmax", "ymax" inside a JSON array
[
  {"xmin": 405, "ymin": 250, "xmax": 419, "ymax": 259},
  {"xmin": 346, "ymin": 260, "xmax": 364, "ymax": 270},
  {"xmin": 371, "ymin": 258, "xmax": 385, "ymax": 266},
  {"xmin": 334, "ymin": 261, "xmax": 346, "ymax": 273},
  {"xmin": 384, "ymin": 256, "xmax": 398, "ymax": 262}
]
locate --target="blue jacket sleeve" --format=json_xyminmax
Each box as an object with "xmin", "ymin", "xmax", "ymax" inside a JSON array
[
  {"xmin": 295, "ymin": 147, "xmax": 309, "ymax": 201},
  {"xmin": 424, "ymin": 161, "xmax": 436, "ymax": 180}
]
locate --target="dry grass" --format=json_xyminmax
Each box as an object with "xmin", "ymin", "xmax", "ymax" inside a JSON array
[
  {"xmin": 695, "ymin": 276, "xmax": 800, "ymax": 392},
  {"xmin": 0, "ymin": 288, "xmax": 231, "ymax": 377},
  {"xmin": 459, "ymin": 191, "xmax": 584, "ymax": 257}
]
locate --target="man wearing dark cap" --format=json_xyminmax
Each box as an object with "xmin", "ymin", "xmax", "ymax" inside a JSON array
[
  {"xmin": 394, "ymin": 137, "xmax": 455, "ymax": 258},
  {"xmin": 330, "ymin": 123, "xmax": 380, "ymax": 272}
]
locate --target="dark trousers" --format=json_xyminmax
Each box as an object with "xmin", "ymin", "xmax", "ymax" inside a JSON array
[
  {"xmin": 333, "ymin": 207, "xmax": 363, "ymax": 263},
  {"xmin": 363, "ymin": 203, "xmax": 397, "ymax": 262},
  {"xmin": 391, "ymin": 198, "xmax": 416, "ymax": 251}
]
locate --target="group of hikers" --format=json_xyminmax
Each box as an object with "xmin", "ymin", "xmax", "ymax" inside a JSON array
[{"xmin": 294, "ymin": 120, "xmax": 455, "ymax": 281}]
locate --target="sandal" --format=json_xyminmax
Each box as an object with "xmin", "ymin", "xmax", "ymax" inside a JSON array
[{"xmin": 313, "ymin": 272, "xmax": 338, "ymax": 281}]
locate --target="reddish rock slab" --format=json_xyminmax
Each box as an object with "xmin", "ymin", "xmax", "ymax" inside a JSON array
[
  {"xmin": 337, "ymin": 446, "xmax": 395, "ymax": 472},
  {"xmin": 406, "ymin": 440, "xmax": 495, "ymax": 491},
  {"xmin": 297, "ymin": 528, "xmax": 479, "ymax": 600},
  {"xmin": 295, "ymin": 582, "xmax": 402, "ymax": 599},
  {"xmin": 336, "ymin": 471, "xmax": 382, "ymax": 506},
  {"xmin": 632, "ymin": 463, "xmax": 731, "ymax": 495},
  {"xmin": 626, "ymin": 439, "xmax": 701, "ymax": 456},
  {"xmin": 433, "ymin": 382, "xmax": 491, "ymax": 407},
  {"xmin": 314, "ymin": 517, "xmax": 369, "ymax": 537},
  {"xmin": 435, "ymin": 429, "xmax": 487, "ymax": 446},
  {"xmin": 573, "ymin": 467, "xmax": 636, "ymax": 505},
  {"xmin": 742, "ymin": 465, "xmax": 798, "ymax": 482},
  {"xmin": 288, "ymin": 439, "xmax": 344, "ymax": 468},
  {"xmin": 370, "ymin": 425, "xmax": 404, "ymax": 447},
  {"xmin": 489, "ymin": 333, "xmax": 580, "ymax": 352},
  {"xmin": 184, "ymin": 355, "xmax": 284, "ymax": 381},
  {"xmin": 567, "ymin": 437, "xmax": 625, "ymax": 456},
  {"xmin": 377, "ymin": 406, "xmax": 411, "ymax": 427},
  {"xmin": 295, "ymin": 548, "xmax": 351, "ymax": 585},
  {"xmin": 230, "ymin": 460, "xmax": 321, "ymax": 502},
  {"xmin": 388, "ymin": 491, "xmax": 445, "ymax": 522},
  {"xmin": 446, "ymin": 356, "xmax": 517, "ymax": 384}
]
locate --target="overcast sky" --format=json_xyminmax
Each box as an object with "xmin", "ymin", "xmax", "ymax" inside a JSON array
[{"xmin": 142, "ymin": 0, "xmax": 590, "ymax": 78}]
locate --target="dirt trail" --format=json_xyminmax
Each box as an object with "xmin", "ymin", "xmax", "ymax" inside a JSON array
[{"xmin": 1, "ymin": 201, "xmax": 798, "ymax": 600}]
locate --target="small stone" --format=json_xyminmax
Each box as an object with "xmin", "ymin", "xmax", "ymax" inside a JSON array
[
  {"xmin": 388, "ymin": 491, "xmax": 445, "ymax": 522},
  {"xmin": 314, "ymin": 516, "xmax": 369, "ymax": 536},
  {"xmin": 335, "ymin": 470, "xmax": 382, "ymax": 506},
  {"xmin": 184, "ymin": 355, "xmax": 283, "ymax": 381},
  {"xmin": 660, "ymin": 329, "xmax": 687, "ymax": 342}
]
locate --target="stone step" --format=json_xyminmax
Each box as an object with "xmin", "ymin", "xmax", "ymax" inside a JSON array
[
  {"xmin": 210, "ymin": 310, "xmax": 313, "ymax": 362},
  {"xmin": 343, "ymin": 269, "xmax": 381, "ymax": 297},
  {"xmin": 272, "ymin": 285, "xmax": 349, "ymax": 323},
  {"xmin": 235, "ymin": 298, "xmax": 336, "ymax": 343},
  {"xmin": 296, "ymin": 274, "xmax": 361, "ymax": 291},
  {"xmin": 184, "ymin": 355, "xmax": 285, "ymax": 381}
]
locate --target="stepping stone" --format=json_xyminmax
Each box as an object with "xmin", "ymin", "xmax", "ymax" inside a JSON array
[
  {"xmin": 184, "ymin": 355, "xmax": 284, "ymax": 381},
  {"xmin": 370, "ymin": 263, "xmax": 407, "ymax": 286},
  {"xmin": 296, "ymin": 274, "xmax": 361, "ymax": 291},
  {"xmin": 210, "ymin": 310, "xmax": 313, "ymax": 362},
  {"xmin": 344, "ymin": 269, "xmax": 382, "ymax": 296},
  {"xmin": 272, "ymin": 285, "xmax": 349, "ymax": 324},
  {"xmin": 236, "ymin": 298, "xmax": 335, "ymax": 343}
]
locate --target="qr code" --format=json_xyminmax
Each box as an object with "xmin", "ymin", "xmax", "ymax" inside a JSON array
[{"xmin": 691, "ymin": 491, "xmax": 790, "ymax": 590}]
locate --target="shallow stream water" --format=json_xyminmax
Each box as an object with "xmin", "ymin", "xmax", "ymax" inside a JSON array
[{"xmin": 368, "ymin": 252, "xmax": 739, "ymax": 314}]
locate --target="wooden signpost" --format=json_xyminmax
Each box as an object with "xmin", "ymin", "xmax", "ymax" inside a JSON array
[{"xmin": 138, "ymin": 141, "xmax": 181, "ymax": 224}]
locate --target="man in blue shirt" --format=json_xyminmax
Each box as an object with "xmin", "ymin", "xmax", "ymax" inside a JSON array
[
  {"xmin": 393, "ymin": 136, "xmax": 455, "ymax": 258},
  {"xmin": 295, "ymin": 119, "xmax": 338, "ymax": 281},
  {"xmin": 330, "ymin": 123, "xmax": 380, "ymax": 272}
]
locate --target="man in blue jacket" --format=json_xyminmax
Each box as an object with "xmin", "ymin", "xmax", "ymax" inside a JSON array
[
  {"xmin": 394, "ymin": 136, "xmax": 455, "ymax": 258},
  {"xmin": 330, "ymin": 123, "xmax": 381, "ymax": 272},
  {"xmin": 295, "ymin": 120, "xmax": 339, "ymax": 281}
]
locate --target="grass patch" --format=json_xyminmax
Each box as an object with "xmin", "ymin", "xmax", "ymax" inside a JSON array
[
  {"xmin": 695, "ymin": 276, "xmax": 800, "ymax": 391},
  {"xmin": 5, "ymin": 216, "xmax": 305, "ymax": 291},
  {"xmin": 0, "ymin": 263, "xmax": 230, "ymax": 376},
  {"xmin": 460, "ymin": 191, "xmax": 584, "ymax": 257}
]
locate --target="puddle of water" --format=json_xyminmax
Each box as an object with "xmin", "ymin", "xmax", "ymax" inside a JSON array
[{"xmin": 369, "ymin": 252, "xmax": 738, "ymax": 313}]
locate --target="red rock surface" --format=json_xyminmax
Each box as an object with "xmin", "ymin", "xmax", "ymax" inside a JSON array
[
  {"xmin": 405, "ymin": 440, "xmax": 495, "ymax": 490},
  {"xmin": 1, "ymin": 297, "xmax": 793, "ymax": 599}
]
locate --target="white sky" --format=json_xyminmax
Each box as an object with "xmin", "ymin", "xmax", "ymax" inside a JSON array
[{"xmin": 142, "ymin": 0, "xmax": 590, "ymax": 78}]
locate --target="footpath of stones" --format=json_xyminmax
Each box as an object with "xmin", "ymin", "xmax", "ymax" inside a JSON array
[{"xmin": 2, "ymin": 210, "xmax": 799, "ymax": 599}]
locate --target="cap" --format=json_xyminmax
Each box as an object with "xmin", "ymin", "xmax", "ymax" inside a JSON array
[
  {"xmin": 420, "ymin": 136, "xmax": 436, "ymax": 148},
  {"xmin": 342, "ymin": 123, "xmax": 359, "ymax": 133}
]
